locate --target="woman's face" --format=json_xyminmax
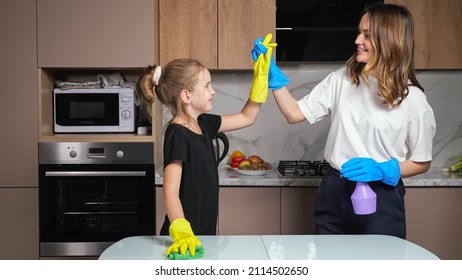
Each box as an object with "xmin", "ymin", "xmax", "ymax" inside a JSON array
[
  {"xmin": 188, "ymin": 68, "xmax": 215, "ymax": 115},
  {"xmin": 355, "ymin": 14, "xmax": 374, "ymax": 63}
]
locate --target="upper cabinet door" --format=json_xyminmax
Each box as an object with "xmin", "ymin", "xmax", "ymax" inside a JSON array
[
  {"xmin": 37, "ymin": 0, "xmax": 155, "ymax": 68},
  {"xmin": 159, "ymin": 0, "xmax": 275, "ymax": 70},
  {"xmin": 159, "ymin": 0, "xmax": 218, "ymax": 68},
  {"xmin": 386, "ymin": 0, "xmax": 462, "ymax": 69},
  {"xmin": 0, "ymin": 0, "xmax": 38, "ymax": 188},
  {"xmin": 218, "ymin": 0, "xmax": 276, "ymax": 69}
]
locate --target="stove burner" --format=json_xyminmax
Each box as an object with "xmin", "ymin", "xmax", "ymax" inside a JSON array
[{"xmin": 277, "ymin": 160, "xmax": 331, "ymax": 177}]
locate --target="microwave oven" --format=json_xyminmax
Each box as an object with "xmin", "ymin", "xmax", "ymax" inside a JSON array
[
  {"xmin": 276, "ymin": 0, "xmax": 383, "ymax": 61},
  {"xmin": 53, "ymin": 88, "xmax": 136, "ymax": 133}
]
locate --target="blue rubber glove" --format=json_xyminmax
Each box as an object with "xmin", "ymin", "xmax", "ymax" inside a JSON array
[
  {"xmin": 251, "ymin": 34, "xmax": 289, "ymax": 90},
  {"xmin": 340, "ymin": 158, "xmax": 401, "ymax": 187}
]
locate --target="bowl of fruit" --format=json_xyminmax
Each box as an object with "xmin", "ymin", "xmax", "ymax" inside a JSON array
[{"xmin": 227, "ymin": 150, "xmax": 273, "ymax": 176}]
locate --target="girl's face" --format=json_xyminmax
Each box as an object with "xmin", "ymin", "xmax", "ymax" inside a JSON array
[
  {"xmin": 355, "ymin": 14, "xmax": 374, "ymax": 63},
  {"xmin": 188, "ymin": 68, "xmax": 215, "ymax": 116}
]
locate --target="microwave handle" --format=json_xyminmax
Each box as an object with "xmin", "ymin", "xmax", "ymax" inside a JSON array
[{"xmin": 45, "ymin": 171, "xmax": 147, "ymax": 177}]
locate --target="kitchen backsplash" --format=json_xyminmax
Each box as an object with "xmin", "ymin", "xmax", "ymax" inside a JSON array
[{"xmin": 162, "ymin": 64, "xmax": 462, "ymax": 169}]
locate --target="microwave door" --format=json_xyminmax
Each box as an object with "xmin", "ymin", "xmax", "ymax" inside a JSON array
[{"xmin": 54, "ymin": 93, "xmax": 120, "ymax": 133}]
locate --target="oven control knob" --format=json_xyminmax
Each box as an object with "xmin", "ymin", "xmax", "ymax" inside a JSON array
[
  {"xmin": 69, "ymin": 150, "xmax": 77, "ymax": 158},
  {"xmin": 121, "ymin": 110, "xmax": 131, "ymax": 119},
  {"xmin": 116, "ymin": 150, "xmax": 124, "ymax": 158}
]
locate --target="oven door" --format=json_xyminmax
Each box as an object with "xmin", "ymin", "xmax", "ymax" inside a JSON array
[{"xmin": 39, "ymin": 164, "xmax": 155, "ymax": 257}]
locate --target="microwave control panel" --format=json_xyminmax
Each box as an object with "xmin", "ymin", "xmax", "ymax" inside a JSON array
[{"xmin": 119, "ymin": 89, "xmax": 135, "ymax": 131}]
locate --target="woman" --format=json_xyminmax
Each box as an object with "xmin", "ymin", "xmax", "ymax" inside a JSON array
[{"xmin": 254, "ymin": 3, "xmax": 436, "ymax": 238}]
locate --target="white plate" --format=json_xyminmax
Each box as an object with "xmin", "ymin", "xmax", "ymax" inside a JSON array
[{"xmin": 225, "ymin": 165, "xmax": 272, "ymax": 176}]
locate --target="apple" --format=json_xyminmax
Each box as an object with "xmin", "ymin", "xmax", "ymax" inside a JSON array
[
  {"xmin": 238, "ymin": 159, "xmax": 251, "ymax": 169},
  {"xmin": 229, "ymin": 150, "xmax": 245, "ymax": 164},
  {"xmin": 230, "ymin": 155, "xmax": 245, "ymax": 168},
  {"xmin": 247, "ymin": 155, "xmax": 264, "ymax": 164}
]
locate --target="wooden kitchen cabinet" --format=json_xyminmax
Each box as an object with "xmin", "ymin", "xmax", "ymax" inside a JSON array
[
  {"xmin": 217, "ymin": 0, "xmax": 276, "ymax": 69},
  {"xmin": 37, "ymin": 0, "xmax": 159, "ymax": 143},
  {"xmin": 159, "ymin": 0, "xmax": 217, "ymax": 69},
  {"xmin": 0, "ymin": 188, "xmax": 39, "ymax": 259},
  {"xmin": 0, "ymin": 0, "xmax": 39, "ymax": 260},
  {"xmin": 218, "ymin": 187, "xmax": 280, "ymax": 235},
  {"xmin": 155, "ymin": 187, "xmax": 165, "ymax": 235},
  {"xmin": 159, "ymin": 0, "xmax": 276, "ymax": 69},
  {"xmin": 405, "ymin": 188, "xmax": 462, "ymax": 260},
  {"xmin": 386, "ymin": 0, "xmax": 462, "ymax": 69},
  {"xmin": 37, "ymin": 0, "xmax": 156, "ymax": 68},
  {"xmin": 280, "ymin": 188, "xmax": 317, "ymax": 234},
  {"xmin": 0, "ymin": 0, "xmax": 38, "ymax": 188},
  {"xmin": 157, "ymin": 186, "xmax": 281, "ymax": 235},
  {"xmin": 37, "ymin": 68, "xmax": 156, "ymax": 143}
]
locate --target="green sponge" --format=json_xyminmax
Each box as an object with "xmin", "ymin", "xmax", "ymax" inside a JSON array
[{"xmin": 167, "ymin": 245, "xmax": 205, "ymax": 260}]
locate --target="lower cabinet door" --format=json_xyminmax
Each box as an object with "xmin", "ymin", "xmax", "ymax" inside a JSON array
[
  {"xmin": 219, "ymin": 187, "xmax": 280, "ymax": 235},
  {"xmin": 280, "ymin": 188, "xmax": 317, "ymax": 234},
  {"xmin": 0, "ymin": 188, "xmax": 39, "ymax": 259}
]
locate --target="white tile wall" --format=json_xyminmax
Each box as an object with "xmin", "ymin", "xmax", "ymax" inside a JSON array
[{"xmin": 163, "ymin": 64, "xmax": 462, "ymax": 169}]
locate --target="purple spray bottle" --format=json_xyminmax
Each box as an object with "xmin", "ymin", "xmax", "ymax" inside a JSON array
[{"xmin": 351, "ymin": 181, "xmax": 377, "ymax": 215}]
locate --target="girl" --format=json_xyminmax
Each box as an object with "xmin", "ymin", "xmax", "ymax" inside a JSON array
[{"xmin": 138, "ymin": 49, "xmax": 272, "ymax": 258}]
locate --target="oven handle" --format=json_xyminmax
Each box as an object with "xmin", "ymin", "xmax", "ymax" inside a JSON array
[{"xmin": 45, "ymin": 171, "xmax": 147, "ymax": 177}]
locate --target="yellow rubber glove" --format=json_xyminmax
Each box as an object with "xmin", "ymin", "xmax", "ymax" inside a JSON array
[
  {"xmin": 249, "ymin": 34, "xmax": 276, "ymax": 103},
  {"xmin": 166, "ymin": 218, "xmax": 202, "ymax": 257},
  {"xmin": 252, "ymin": 34, "xmax": 289, "ymax": 90}
]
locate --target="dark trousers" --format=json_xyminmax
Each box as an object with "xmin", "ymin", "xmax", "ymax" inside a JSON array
[{"xmin": 314, "ymin": 168, "xmax": 406, "ymax": 239}]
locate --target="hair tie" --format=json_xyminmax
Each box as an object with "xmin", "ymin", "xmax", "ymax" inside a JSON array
[{"xmin": 152, "ymin": 66, "xmax": 162, "ymax": 86}]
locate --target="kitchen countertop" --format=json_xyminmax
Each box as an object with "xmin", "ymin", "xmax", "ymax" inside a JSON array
[
  {"xmin": 98, "ymin": 234, "xmax": 439, "ymax": 260},
  {"xmin": 155, "ymin": 166, "xmax": 462, "ymax": 187}
]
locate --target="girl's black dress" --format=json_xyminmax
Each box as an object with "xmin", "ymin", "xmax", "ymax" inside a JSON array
[{"xmin": 160, "ymin": 113, "xmax": 221, "ymax": 235}]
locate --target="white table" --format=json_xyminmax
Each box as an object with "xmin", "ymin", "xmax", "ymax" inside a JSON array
[
  {"xmin": 99, "ymin": 234, "xmax": 439, "ymax": 260},
  {"xmin": 261, "ymin": 235, "xmax": 440, "ymax": 260},
  {"xmin": 99, "ymin": 235, "xmax": 268, "ymax": 260}
]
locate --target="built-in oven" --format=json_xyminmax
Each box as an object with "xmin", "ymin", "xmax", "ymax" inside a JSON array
[{"xmin": 38, "ymin": 142, "xmax": 155, "ymax": 257}]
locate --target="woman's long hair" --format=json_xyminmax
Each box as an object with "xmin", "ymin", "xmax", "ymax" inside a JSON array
[{"xmin": 346, "ymin": 3, "xmax": 423, "ymax": 107}]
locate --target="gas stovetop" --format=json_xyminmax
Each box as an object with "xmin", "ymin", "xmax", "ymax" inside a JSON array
[{"xmin": 277, "ymin": 160, "xmax": 331, "ymax": 177}]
